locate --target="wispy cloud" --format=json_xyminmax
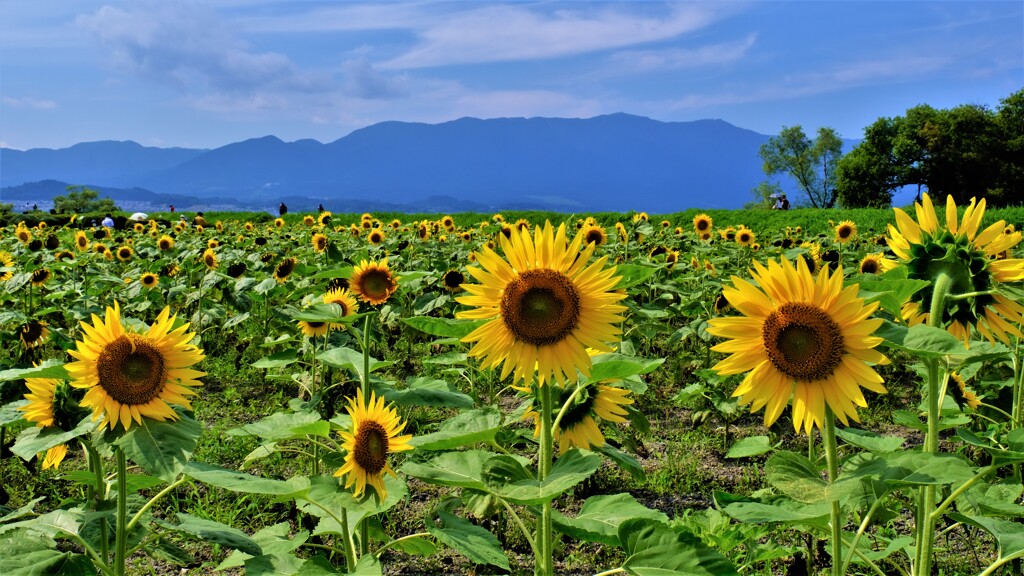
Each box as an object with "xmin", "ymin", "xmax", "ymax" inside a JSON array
[
  {"xmin": 379, "ymin": 3, "xmax": 731, "ymax": 69},
  {"xmin": 2, "ymin": 96, "xmax": 58, "ymax": 110},
  {"xmin": 342, "ymin": 59, "xmax": 409, "ymax": 99},
  {"xmin": 76, "ymin": 3, "xmax": 330, "ymax": 93},
  {"xmin": 607, "ymin": 34, "xmax": 757, "ymax": 73}
]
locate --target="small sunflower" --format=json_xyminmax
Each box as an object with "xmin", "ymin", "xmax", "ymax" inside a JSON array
[
  {"xmin": 244, "ymin": 221, "xmax": 255, "ymax": 231},
  {"xmin": 273, "ymin": 257, "xmax": 297, "ymax": 283},
  {"xmin": 303, "ymin": 215, "xmax": 316, "ymax": 227},
  {"xmin": 886, "ymin": 193, "xmax": 1024, "ymax": 344},
  {"xmin": 692, "ymin": 213, "xmax": 713, "ymax": 234},
  {"xmin": 202, "ymin": 248, "xmax": 218, "ymax": 270},
  {"xmin": 19, "ymin": 376, "xmax": 60, "ymax": 427},
  {"xmin": 133, "ymin": 223, "xmax": 145, "ymax": 233},
  {"xmin": 67, "ymin": 302, "xmax": 205, "ymax": 431},
  {"xmin": 298, "ymin": 319, "xmax": 331, "ymax": 338},
  {"xmin": 324, "ymin": 287, "xmax": 358, "ymax": 329},
  {"xmin": 158, "ymin": 235, "xmax": 175, "ymax": 251},
  {"xmin": 949, "ymin": 372, "xmax": 981, "ymax": 410},
  {"xmin": 614, "ymin": 222, "xmax": 628, "ymax": 242},
  {"xmin": 318, "ymin": 211, "xmax": 333, "ymax": 226},
  {"xmin": 350, "ymin": 259, "xmax": 398, "ymax": 305},
  {"xmin": 735, "ymin": 227, "xmax": 756, "ymax": 247},
  {"xmin": 514, "ymin": 219, "xmax": 531, "ymax": 233},
  {"xmin": 116, "ymin": 246, "xmax": 133, "ymax": 261},
  {"xmin": 55, "ymin": 250, "xmax": 75, "ymax": 261},
  {"xmin": 162, "ymin": 263, "xmax": 180, "ymax": 278},
  {"xmin": 390, "ymin": 219, "xmax": 402, "ymax": 229},
  {"xmin": 441, "ymin": 269, "xmax": 465, "ymax": 292},
  {"xmin": 140, "ymin": 272, "xmax": 159, "ymax": 289},
  {"xmin": 632, "ymin": 212, "xmax": 649, "ymax": 223},
  {"xmin": 226, "ymin": 262, "xmax": 247, "ymax": 278},
  {"xmin": 0, "ymin": 251, "xmax": 14, "ymax": 282},
  {"xmin": 708, "ymin": 257, "xmax": 889, "ymax": 433},
  {"xmin": 416, "ymin": 224, "xmax": 430, "ymax": 240},
  {"xmin": 207, "ymin": 239, "xmax": 219, "ymax": 249},
  {"xmin": 367, "ymin": 229, "xmax": 386, "ymax": 245},
  {"xmin": 581, "ymin": 224, "xmax": 607, "ymax": 247},
  {"xmin": 274, "ymin": 218, "xmax": 285, "ymax": 228},
  {"xmin": 523, "ymin": 381, "xmax": 633, "ymax": 454},
  {"xmin": 441, "ymin": 215, "xmax": 455, "ymax": 230},
  {"xmin": 457, "ymin": 222, "xmax": 627, "ymax": 386},
  {"xmin": 858, "ymin": 253, "xmax": 897, "ymax": 275},
  {"xmin": 16, "ymin": 227, "xmax": 32, "ymax": 244},
  {"xmin": 835, "ymin": 220, "xmax": 857, "ymax": 244},
  {"xmin": 312, "ymin": 232, "xmax": 328, "ymax": 253},
  {"xmin": 31, "ymin": 268, "xmax": 52, "ymax": 287},
  {"xmin": 333, "ymin": 389, "xmax": 413, "ymax": 500},
  {"xmin": 74, "ymin": 231, "xmax": 90, "ymax": 251},
  {"xmin": 19, "ymin": 320, "xmax": 50, "ymax": 349}
]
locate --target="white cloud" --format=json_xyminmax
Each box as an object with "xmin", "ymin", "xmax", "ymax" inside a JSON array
[
  {"xmin": 379, "ymin": 3, "xmax": 730, "ymax": 69},
  {"xmin": 1, "ymin": 96, "xmax": 58, "ymax": 110},
  {"xmin": 76, "ymin": 2, "xmax": 330, "ymax": 93},
  {"xmin": 608, "ymin": 34, "xmax": 757, "ymax": 73},
  {"xmin": 342, "ymin": 59, "xmax": 409, "ymax": 99}
]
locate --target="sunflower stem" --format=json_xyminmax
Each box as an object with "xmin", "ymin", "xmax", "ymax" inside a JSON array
[
  {"xmin": 361, "ymin": 314, "xmax": 371, "ymax": 398},
  {"xmin": 86, "ymin": 442, "xmax": 110, "ymax": 564},
  {"xmin": 114, "ymin": 447, "xmax": 128, "ymax": 576},
  {"xmin": 537, "ymin": 381, "xmax": 555, "ymax": 576},
  {"xmin": 822, "ymin": 408, "xmax": 842, "ymax": 576},
  {"xmin": 916, "ymin": 271, "xmax": 953, "ymax": 576},
  {"xmin": 340, "ymin": 508, "xmax": 359, "ymax": 569}
]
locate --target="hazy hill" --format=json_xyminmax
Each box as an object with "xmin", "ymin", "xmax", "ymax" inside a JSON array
[{"xmin": 1, "ymin": 114, "xmax": 830, "ymax": 212}]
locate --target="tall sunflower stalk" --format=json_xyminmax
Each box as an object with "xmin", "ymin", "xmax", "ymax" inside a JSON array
[
  {"xmin": 457, "ymin": 222, "xmax": 627, "ymax": 576},
  {"xmin": 885, "ymin": 194, "xmax": 1024, "ymax": 575}
]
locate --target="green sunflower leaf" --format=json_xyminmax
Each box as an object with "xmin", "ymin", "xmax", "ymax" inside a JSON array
[
  {"xmin": 251, "ymin": 349, "xmax": 298, "ymax": 369},
  {"xmin": 613, "ymin": 264, "xmax": 660, "ymax": 290},
  {"xmin": 492, "ymin": 449, "xmax": 601, "ymax": 505},
  {"xmin": 552, "ymin": 493, "xmax": 667, "ymax": 546},
  {"xmin": 113, "ymin": 413, "xmax": 201, "ymax": 483},
  {"xmin": 402, "ymin": 450, "xmax": 498, "ymax": 490},
  {"xmin": 184, "ymin": 462, "xmax": 310, "ymax": 496},
  {"xmin": 401, "ymin": 316, "xmax": 486, "ymax": 338},
  {"xmin": 427, "ymin": 511, "xmax": 510, "ymax": 571},
  {"xmin": 164, "ymin": 513, "xmax": 262, "ymax": 556},
  {"xmin": 378, "ymin": 377, "xmax": 474, "ymax": 409},
  {"xmin": 12, "ymin": 416, "xmax": 95, "ymax": 461},
  {"xmin": 0, "ymin": 360, "xmax": 69, "ymax": 383},
  {"xmin": 619, "ymin": 518, "xmax": 740, "ymax": 576},
  {"xmin": 409, "ymin": 407, "xmax": 501, "ymax": 450}
]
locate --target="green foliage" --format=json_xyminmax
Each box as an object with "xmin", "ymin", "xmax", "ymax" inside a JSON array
[
  {"xmin": 759, "ymin": 125, "xmax": 843, "ymax": 208},
  {"xmin": 51, "ymin": 186, "xmax": 118, "ymax": 214}
]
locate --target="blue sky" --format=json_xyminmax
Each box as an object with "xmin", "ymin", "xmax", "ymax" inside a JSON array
[{"xmin": 2, "ymin": 1, "xmax": 1021, "ymax": 150}]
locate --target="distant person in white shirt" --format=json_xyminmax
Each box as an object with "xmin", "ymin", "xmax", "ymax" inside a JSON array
[{"xmin": 101, "ymin": 214, "xmax": 115, "ymax": 228}]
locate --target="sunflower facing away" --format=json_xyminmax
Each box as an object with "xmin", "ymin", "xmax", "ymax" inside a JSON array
[
  {"xmin": 67, "ymin": 302, "xmax": 206, "ymax": 431},
  {"xmin": 707, "ymin": 256, "xmax": 889, "ymax": 433},
  {"xmin": 350, "ymin": 259, "xmax": 398, "ymax": 305},
  {"xmin": 19, "ymin": 377, "xmax": 71, "ymax": 469},
  {"xmin": 457, "ymin": 222, "xmax": 627, "ymax": 387},
  {"xmin": 273, "ymin": 257, "xmax": 297, "ymax": 283},
  {"xmin": 31, "ymin": 268, "xmax": 52, "ymax": 287},
  {"xmin": 886, "ymin": 193, "xmax": 1024, "ymax": 344},
  {"xmin": 19, "ymin": 320, "xmax": 50, "ymax": 349},
  {"xmin": 523, "ymin": 381, "xmax": 633, "ymax": 454},
  {"xmin": 333, "ymin": 389, "xmax": 413, "ymax": 500}
]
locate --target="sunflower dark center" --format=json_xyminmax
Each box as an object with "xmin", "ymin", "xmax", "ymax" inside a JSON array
[
  {"xmin": 96, "ymin": 335, "xmax": 166, "ymax": 405},
  {"xmin": 443, "ymin": 271, "xmax": 464, "ymax": 289},
  {"xmin": 501, "ymin": 269, "xmax": 581, "ymax": 347},
  {"xmin": 360, "ymin": 269, "xmax": 393, "ymax": 298},
  {"xmin": 21, "ymin": 322, "xmax": 45, "ymax": 341},
  {"xmin": 762, "ymin": 302, "xmax": 844, "ymax": 381},
  {"xmin": 353, "ymin": 420, "xmax": 389, "ymax": 474},
  {"xmin": 585, "ymin": 230, "xmax": 604, "ymax": 245},
  {"xmin": 838, "ymin": 226, "xmax": 853, "ymax": 239},
  {"xmin": 861, "ymin": 259, "xmax": 879, "ymax": 274}
]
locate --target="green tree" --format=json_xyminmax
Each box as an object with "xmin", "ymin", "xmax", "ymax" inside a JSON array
[
  {"xmin": 835, "ymin": 117, "xmax": 907, "ymax": 207},
  {"xmin": 759, "ymin": 125, "xmax": 843, "ymax": 208},
  {"xmin": 52, "ymin": 186, "xmax": 118, "ymax": 213},
  {"xmin": 745, "ymin": 181, "xmax": 782, "ymax": 210}
]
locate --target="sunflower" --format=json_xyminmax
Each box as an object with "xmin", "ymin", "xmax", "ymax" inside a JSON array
[
  {"xmin": 858, "ymin": 253, "xmax": 897, "ymax": 275},
  {"xmin": 297, "ymin": 319, "xmax": 331, "ymax": 338},
  {"xmin": 162, "ymin": 263, "xmax": 180, "ymax": 278},
  {"xmin": 215, "ymin": 221, "xmax": 224, "ymax": 232},
  {"xmin": 74, "ymin": 231, "xmax": 90, "ymax": 251},
  {"xmin": 116, "ymin": 246, "xmax": 133, "ymax": 261},
  {"xmin": 333, "ymin": 389, "xmax": 413, "ymax": 500},
  {"xmin": 457, "ymin": 222, "xmax": 627, "ymax": 387},
  {"xmin": 45, "ymin": 235, "xmax": 60, "ymax": 250},
  {"xmin": 16, "ymin": 226, "xmax": 32, "ymax": 244},
  {"xmin": 361, "ymin": 219, "xmax": 373, "ymax": 230},
  {"xmin": 19, "ymin": 376, "xmax": 60, "ymax": 427},
  {"xmin": 323, "ymin": 287, "xmax": 358, "ymax": 329},
  {"xmin": 581, "ymin": 224, "xmax": 607, "ymax": 247},
  {"xmin": 312, "ymin": 233, "xmax": 328, "ymax": 253},
  {"xmin": 632, "ymin": 212, "xmax": 649, "ymax": 223},
  {"xmin": 55, "ymin": 250, "xmax": 75, "ymax": 261},
  {"xmin": 665, "ymin": 250, "xmax": 679, "ymax": 269},
  {"xmin": 303, "ymin": 215, "xmax": 316, "ymax": 227},
  {"xmin": 707, "ymin": 256, "xmax": 889, "ymax": 433},
  {"xmin": 158, "ymin": 235, "xmax": 175, "ymax": 251},
  {"xmin": 492, "ymin": 213, "xmax": 504, "ymax": 223},
  {"xmin": 207, "ymin": 239, "xmax": 219, "ymax": 249},
  {"xmin": 0, "ymin": 251, "xmax": 14, "ymax": 282},
  {"xmin": 390, "ymin": 219, "xmax": 402, "ymax": 229},
  {"xmin": 19, "ymin": 320, "xmax": 50, "ymax": 349},
  {"xmin": 441, "ymin": 269, "xmax": 465, "ymax": 292},
  {"xmin": 440, "ymin": 215, "xmax": 455, "ymax": 230},
  {"xmin": 614, "ymin": 222, "xmax": 628, "ymax": 242},
  {"xmin": 349, "ymin": 259, "xmax": 398, "ymax": 305},
  {"xmin": 31, "ymin": 268, "xmax": 52, "ymax": 287},
  {"xmin": 367, "ymin": 229, "xmax": 386, "ymax": 245},
  {"xmin": 735, "ymin": 227, "xmax": 755, "ymax": 247},
  {"xmin": 273, "ymin": 257, "xmax": 297, "ymax": 283},
  {"xmin": 274, "ymin": 218, "xmax": 285, "ymax": 228},
  {"xmin": 692, "ymin": 213, "xmax": 713, "ymax": 234},
  {"xmin": 514, "ymin": 219, "xmax": 531, "ymax": 233},
  {"xmin": 202, "ymin": 248, "xmax": 218, "ymax": 270},
  {"xmin": 67, "ymin": 302, "xmax": 205, "ymax": 431},
  {"xmin": 41, "ymin": 443, "xmax": 68, "ymax": 470},
  {"xmin": 133, "ymin": 223, "xmax": 145, "ymax": 233},
  {"xmin": 226, "ymin": 262, "xmax": 247, "ymax": 278},
  {"xmin": 886, "ymin": 193, "xmax": 1024, "ymax": 344},
  {"xmin": 318, "ymin": 211, "xmax": 333, "ymax": 227},
  {"xmin": 244, "ymin": 222, "xmax": 255, "ymax": 232},
  {"xmin": 835, "ymin": 220, "xmax": 857, "ymax": 244},
  {"xmin": 523, "ymin": 381, "xmax": 633, "ymax": 454},
  {"xmin": 949, "ymin": 372, "xmax": 981, "ymax": 410},
  {"xmin": 140, "ymin": 272, "xmax": 159, "ymax": 289}
]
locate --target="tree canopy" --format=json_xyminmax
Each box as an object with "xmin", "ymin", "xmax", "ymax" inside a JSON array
[
  {"xmin": 759, "ymin": 125, "xmax": 843, "ymax": 208},
  {"xmin": 52, "ymin": 186, "xmax": 118, "ymax": 214},
  {"xmin": 836, "ymin": 89, "xmax": 1023, "ymax": 207}
]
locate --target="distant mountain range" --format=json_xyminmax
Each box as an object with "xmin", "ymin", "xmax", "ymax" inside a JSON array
[{"xmin": 1, "ymin": 113, "xmax": 846, "ymax": 213}]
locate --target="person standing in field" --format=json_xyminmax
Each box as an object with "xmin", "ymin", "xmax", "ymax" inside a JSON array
[{"xmin": 279, "ymin": 202, "xmax": 288, "ymax": 216}]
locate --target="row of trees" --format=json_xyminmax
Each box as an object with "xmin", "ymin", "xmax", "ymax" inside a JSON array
[{"xmin": 759, "ymin": 88, "xmax": 1023, "ymax": 208}]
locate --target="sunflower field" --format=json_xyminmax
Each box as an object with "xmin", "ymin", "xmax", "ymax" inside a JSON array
[{"xmin": 1, "ymin": 197, "xmax": 1023, "ymax": 576}]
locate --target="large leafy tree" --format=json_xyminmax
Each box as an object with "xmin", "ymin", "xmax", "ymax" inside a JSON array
[
  {"xmin": 52, "ymin": 186, "xmax": 118, "ymax": 213},
  {"xmin": 837, "ymin": 89, "xmax": 1023, "ymax": 207},
  {"xmin": 759, "ymin": 125, "xmax": 843, "ymax": 208}
]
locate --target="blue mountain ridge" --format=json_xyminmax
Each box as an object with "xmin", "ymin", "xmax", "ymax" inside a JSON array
[{"xmin": 1, "ymin": 113, "xmax": 851, "ymax": 212}]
